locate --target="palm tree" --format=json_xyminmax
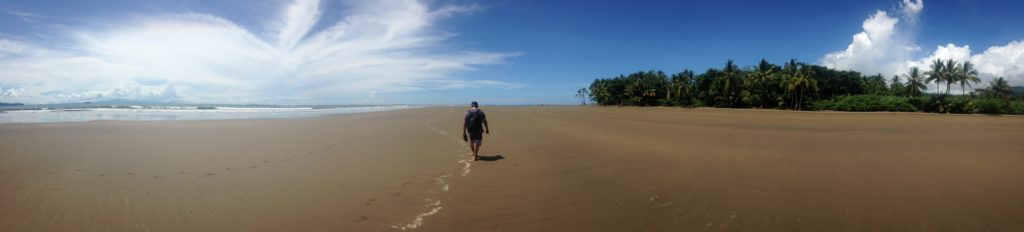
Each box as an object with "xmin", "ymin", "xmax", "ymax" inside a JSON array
[
  {"xmin": 749, "ymin": 59, "xmax": 775, "ymax": 108},
  {"xmin": 784, "ymin": 64, "xmax": 818, "ymax": 110},
  {"xmin": 796, "ymin": 64, "xmax": 818, "ymax": 110},
  {"xmin": 889, "ymin": 75, "xmax": 904, "ymax": 96},
  {"xmin": 670, "ymin": 70, "xmax": 694, "ymax": 105},
  {"xmin": 989, "ymin": 77, "xmax": 1013, "ymax": 100},
  {"xmin": 575, "ymin": 88, "xmax": 589, "ymax": 105},
  {"xmin": 721, "ymin": 60, "xmax": 741, "ymax": 107},
  {"xmin": 589, "ymin": 80, "xmax": 604, "ymax": 105},
  {"xmin": 781, "ymin": 59, "xmax": 799, "ymax": 108},
  {"xmin": 903, "ymin": 67, "xmax": 926, "ymax": 97},
  {"xmin": 924, "ymin": 59, "xmax": 944, "ymax": 95},
  {"xmin": 956, "ymin": 61, "xmax": 980, "ymax": 95},
  {"xmin": 944, "ymin": 59, "xmax": 960, "ymax": 96}
]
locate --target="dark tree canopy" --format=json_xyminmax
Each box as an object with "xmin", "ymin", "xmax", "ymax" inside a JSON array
[{"xmin": 585, "ymin": 59, "xmax": 1023, "ymax": 114}]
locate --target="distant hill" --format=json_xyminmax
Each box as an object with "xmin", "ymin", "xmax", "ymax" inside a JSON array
[
  {"xmin": 1013, "ymin": 86, "xmax": 1024, "ymax": 96},
  {"xmin": 0, "ymin": 102, "xmax": 25, "ymax": 106}
]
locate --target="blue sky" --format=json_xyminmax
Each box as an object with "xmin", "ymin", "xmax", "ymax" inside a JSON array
[{"xmin": 1, "ymin": 0, "xmax": 1022, "ymax": 105}]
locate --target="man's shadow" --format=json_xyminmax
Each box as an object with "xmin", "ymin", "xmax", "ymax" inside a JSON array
[{"xmin": 477, "ymin": 154, "xmax": 505, "ymax": 162}]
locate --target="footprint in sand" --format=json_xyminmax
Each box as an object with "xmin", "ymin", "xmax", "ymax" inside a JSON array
[
  {"xmin": 179, "ymin": 171, "xmax": 188, "ymax": 175},
  {"xmin": 250, "ymin": 165, "xmax": 258, "ymax": 169},
  {"xmin": 124, "ymin": 172, "xmax": 134, "ymax": 176},
  {"xmin": 365, "ymin": 198, "xmax": 376, "ymax": 206},
  {"xmin": 282, "ymin": 158, "xmax": 289, "ymax": 162},
  {"xmin": 264, "ymin": 160, "xmax": 269, "ymax": 163},
  {"xmin": 353, "ymin": 215, "xmax": 368, "ymax": 223},
  {"xmin": 205, "ymin": 173, "xmax": 215, "ymax": 176},
  {"xmin": 393, "ymin": 192, "xmax": 402, "ymax": 197},
  {"xmin": 99, "ymin": 173, "xmax": 107, "ymax": 177},
  {"xmin": 226, "ymin": 168, "xmax": 234, "ymax": 171},
  {"xmin": 152, "ymin": 176, "xmax": 161, "ymax": 179},
  {"xmin": 401, "ymin": 182, "xmax": 411, "ymax": 187},
  {"xmin": 75, "ymin": 169, "xmax": 82, "ymax": 172}
]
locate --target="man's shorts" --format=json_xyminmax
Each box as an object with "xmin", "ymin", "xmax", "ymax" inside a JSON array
[{"xmin": 469, "ymin": 132, "xmax": 483, "ymax": 146}]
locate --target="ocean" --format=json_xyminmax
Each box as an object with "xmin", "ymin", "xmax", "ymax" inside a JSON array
[{"xmin": 0, "ymin": 103, "xmax": 416, "ymax": 124}]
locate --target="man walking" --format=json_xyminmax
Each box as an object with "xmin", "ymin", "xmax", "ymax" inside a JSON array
[{"xmin": 463, "ymin": 101, "xmax": 489, "ymax": 161}]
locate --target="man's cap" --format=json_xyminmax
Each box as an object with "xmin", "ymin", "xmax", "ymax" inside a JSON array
[{"xmin": 471, "ymin": 101, "xmax": 479, "ymax": 107}]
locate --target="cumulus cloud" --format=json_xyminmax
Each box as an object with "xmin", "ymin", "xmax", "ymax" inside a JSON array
[
  {"xmin": 1, "ymin": 86, "xmax": 25, "ymax": 98},
  {"xmin": 821, "ymin": 10, "xmax": 916, "ymax": 77},
  {"xmin": 823, "ymin": 0, "xmax": 1024, "ymax": 92},
  {"xmin": 971, "ymin": 41, "xmax": 1024, "ymax": 86},
  {"xmin": 0, "ymin": 0, "xmax": 519, "ymax": 104},
  {"xmin": 907, "ymin": 41, "xmax": 1024, "ymax": 91}
]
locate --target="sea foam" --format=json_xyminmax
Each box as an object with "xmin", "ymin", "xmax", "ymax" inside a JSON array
[{"xmin": 0, "ymin": 105, "xmax": 415, "ymax": 124}]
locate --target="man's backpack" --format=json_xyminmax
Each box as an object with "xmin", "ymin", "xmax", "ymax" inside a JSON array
[{"xmin": 467, "ymin": 110, "xmax": 484, "ymax": 132}]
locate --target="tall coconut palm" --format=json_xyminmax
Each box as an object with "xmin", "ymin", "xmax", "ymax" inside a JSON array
[
  {"xmin": 575, "ymin": 88, "xmax": 589, "ymax": 105},
  {"xmin": 989, "ymin": 77, "xmax": 1013, "ymax": 100},
  {"xmin": 749, "ymin": 59, "xmax": 775, "ymax": 108},
  {"xmin": 944, "ymin": 59, "xmax": 960, "ymax": 96},
  {"xmin": 785, "ymin": 64, "xmax": 818, "ymax": 110},
  {"xmin": 671, "ymin": 70, "xmax": 694, "ymax": 104},
  {"xmin": 956, "ymin": 61, "xmax": 980, "ymax": 95},
  {"xmin": 924, "ymin": 59, "xmax": 944, "ymax": 95},
  {"xmin": 889, "ymin": 75, "xmax": 904, "ymax": 96},
  {"xmin": 589, "ymin": 79, "xmax": 613, "ymax": 105},
  {"xmin": 720, "ymin": 60, "xmax": 741, "ymax": 107},
  {"xmin": 903, "ymin": 67, "xmax": 927, "ymax": 97},
  {"xmin": 781, "ymin": 59, "xmax": 799, "ymax": 107}
]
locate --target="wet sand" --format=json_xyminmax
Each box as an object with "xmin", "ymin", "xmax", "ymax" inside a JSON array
[{"xmin": 1, "ymin": 106, "xmax": 1023, "ymax": 231}]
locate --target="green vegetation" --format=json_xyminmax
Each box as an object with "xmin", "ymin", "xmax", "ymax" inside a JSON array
[
  {"xmin": 810, "ymin": 95, "xmax": 916, "ymax": 112},
  {"xmin": 585, "ymin": 59, "xmax": 1024, "ymax": 115}
]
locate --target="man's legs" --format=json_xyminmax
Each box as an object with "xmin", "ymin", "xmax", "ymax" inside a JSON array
[{"xmin": 470, "ymin": 139, "xmax": 482, "ymax": 161}]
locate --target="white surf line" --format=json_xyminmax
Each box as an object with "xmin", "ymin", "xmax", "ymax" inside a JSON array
[
  {"xmin": 426, "ymin": 123, "xmax": 474, "ymax": 176},
  {"xmin": 391, "ymin": 199, "xmax": 443, "ymax": 230},
  {"xmin": 390, "ymin": 123, "xmax": 473, "ymax": 230}
]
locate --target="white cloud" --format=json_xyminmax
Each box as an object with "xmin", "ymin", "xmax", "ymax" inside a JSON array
[
  {"xmin": 907, "ymin": 41, "xmax": 1024, "ymax": 91},
  {"xmin": 821, "ymin": 10, "xmax": 916, "ymax": 77},
  {"xmin": 899, "ymin": 0, "xmax": 924, "ymax": 23},
  {"xmin": 2, "ymin": 86, "xmax": 25, "ymax": 98},
  {"xmin": 272, "ymin": 0, "xmax": 321, "ymax": 50},
  {"xmin": 823, "ymin": 0, "xmax": 1024, "ymax": 92},
  {"xmin": 971, "ymin": 40, "xmax": 1024, "ymax": 86},
  {"xmin": 5, "ymin": 8, "xmax": 41, "ymax": 23},
  {"xmin": 907, "ymin": 43, "xmax": 971, "ymax": 71},
  {"xmin": 0, "ymin": 0, "xmax": 519, "ymax": 104}
]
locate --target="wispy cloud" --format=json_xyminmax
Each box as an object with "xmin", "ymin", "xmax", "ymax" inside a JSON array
[
  {"xmin": 5, "ymin": 8, "xmax": 41, "ymax": 23},
  {"xmin": 898, "ymin": 0, "xmax": 923, "ymax": 24},
  {"xmin": 0, "ymin": 0, "xmax": 519, "ymax": 104}
]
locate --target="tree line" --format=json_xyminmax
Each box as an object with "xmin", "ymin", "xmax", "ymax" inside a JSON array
[{"xmin": 578, "ymin": 59, "xmax": 1023, "ymax": 114}]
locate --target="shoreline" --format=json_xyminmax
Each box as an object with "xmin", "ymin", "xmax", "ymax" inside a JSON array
[
  {"xmin": 5, "ymin": 104, "xmax": 1019, "ymax": 127},
  {"xmin": 0, "ymin": 105, "xmax": 420, "ymax": 125}
]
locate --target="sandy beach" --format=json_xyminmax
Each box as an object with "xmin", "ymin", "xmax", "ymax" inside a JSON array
[{"xmin": 1, "ymin": 106, "xmax": 1023, "ymax": 231}]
